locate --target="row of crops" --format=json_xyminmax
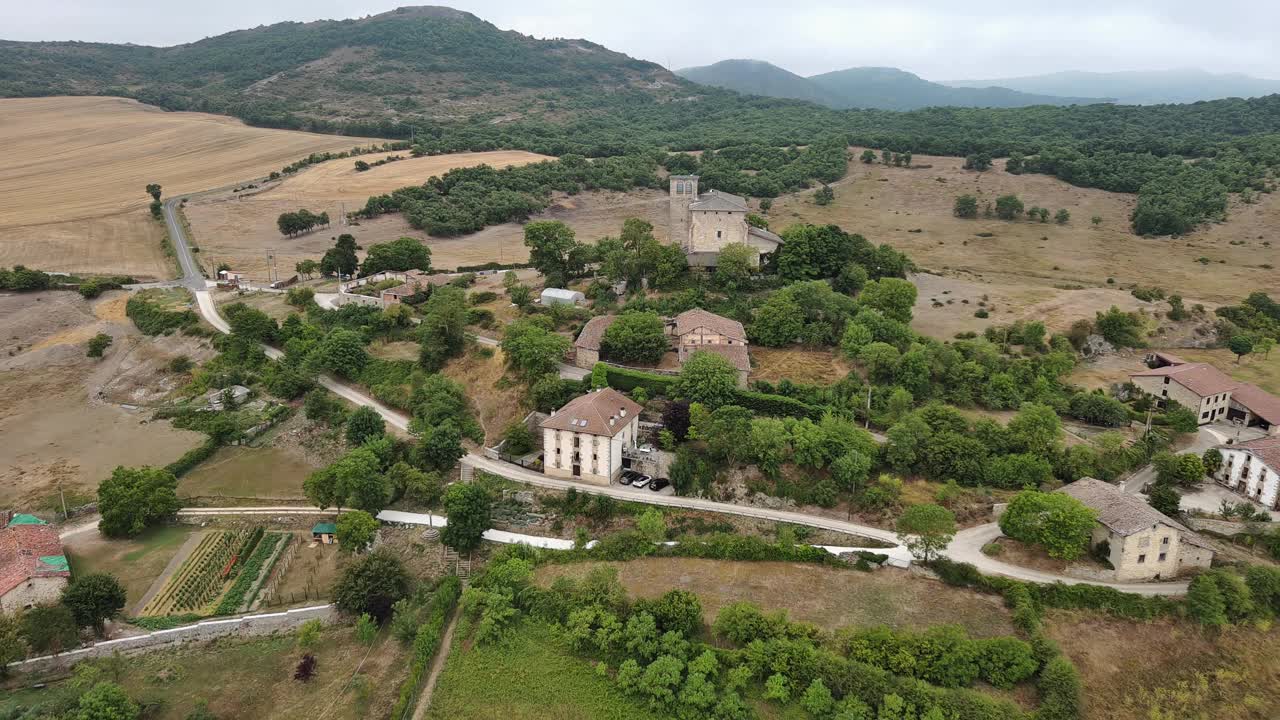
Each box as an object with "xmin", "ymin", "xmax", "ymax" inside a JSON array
[
  {"xmin": 142, "ymin": 527, "xmax": 265, "ymax": 617},
  {"xmin": 215, "ymin": 532, "xmax": 290, "ymax": 615}
]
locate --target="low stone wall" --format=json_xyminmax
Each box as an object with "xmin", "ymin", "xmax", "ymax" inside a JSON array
[
  {"xmin": 1185, "ymin": 517, "xmax": 1278, "ymax": 536},
  {"xmin": 6, "ymin": 604, "xmax": 335, "ymax": 675}
]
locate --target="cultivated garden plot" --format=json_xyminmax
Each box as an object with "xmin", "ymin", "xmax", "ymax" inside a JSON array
[{"xmin": 140, "ymin": 526, "xmax": 289, "ymax": 617}]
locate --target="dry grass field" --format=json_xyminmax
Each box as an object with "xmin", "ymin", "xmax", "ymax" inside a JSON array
[
  {"xmin": 0, "ymin": 96, "xmax": 383, "ymax": 278},
  {"xmin": 748, "ymin": 346, "xmax": 853, "ymax": 384},
  {"xmin": 185, "ymin": 150, "xmax": 551, "ymax": 280},
  {"xmin": 767, "ymin": 149, "xmax": 1279, "ymax": 338}
]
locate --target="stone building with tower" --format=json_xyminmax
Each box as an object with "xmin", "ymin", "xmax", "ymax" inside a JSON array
[{"xmin": 668, "ymin": 175, "xmax": 783, "ymax": 268}]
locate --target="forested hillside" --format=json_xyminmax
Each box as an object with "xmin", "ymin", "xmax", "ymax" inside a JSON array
[{"xmin": 5, "ymin": 5, "xmax": 1280, "ymax": 237}]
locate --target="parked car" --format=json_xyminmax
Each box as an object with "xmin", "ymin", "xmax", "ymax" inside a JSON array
[
  {"xmin": 619, "ymin": 470, "xmax": 637, "ymax": 485},
  {"xmin": 632, "ymin": 475, "xmax": 652, "ymax": 489},
  {"xmin": 649, "ymin": 478, "xmax": 670, "ymax": 492}
]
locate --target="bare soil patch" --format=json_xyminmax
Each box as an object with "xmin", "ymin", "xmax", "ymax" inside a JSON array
[
  {"xmin": 536, "ymin": 557, "xmax": 1014, "ymax": 637},
  {"xmin": 748, "ymin": 346, "xmax": 853, "ymax": 384},
  {"xmin": 185, "ymin": 150, "xmax": 550, "ymax": 281},
  {"xmin": 0, "ymin": 96, "xmax": 383, "ymax": 278},
  {"xmin": 0, "ymin": 291, "xmax": 206, "ymax": 510}
]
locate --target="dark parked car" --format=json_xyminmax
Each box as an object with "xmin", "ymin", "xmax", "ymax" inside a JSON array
[
  {"xmin": 649, "ymin": 478, "xmax": 670, "ymax": 492},
  {"xmin": 619, "ymin": 470, "xmax": 638, "ymax": 485}
]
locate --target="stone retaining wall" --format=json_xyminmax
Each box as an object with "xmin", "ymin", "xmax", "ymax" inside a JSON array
[
  {"xmin": 6, "ymin": 604, "xmax": 335, "ymax": 675},
  {"xmin": 1185, "ymin": 517, "xmax": 1278, "ymax": 536}
]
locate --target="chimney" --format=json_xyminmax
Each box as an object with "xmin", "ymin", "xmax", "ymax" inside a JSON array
[
  {"xmin": 609, "ymin": 417, "xmax": 616, "ymax": 427},
  {"xmin": 550, "ymin": 409, "xmax": 556, "ymax": 416},
  {"xmin": 620, "ymin": 407, "xmax": 627, "ymax": 417}
]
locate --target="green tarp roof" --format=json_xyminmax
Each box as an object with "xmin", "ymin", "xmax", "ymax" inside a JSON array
[
  {"xmin": 39, "ymin": 555, "xmax": 69, "ymax": 572},
  {"xmin": 312, "ymin": 522, "xmax": 337, "ymax": 534},
  {"xmin": 9, "ymin": 514, "xmax": 47, "ymax": 525}
]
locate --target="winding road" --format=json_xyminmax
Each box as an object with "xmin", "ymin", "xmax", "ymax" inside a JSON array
[{"xmin": 158, "ymin": 198, "xmax": 1190, "ymax": 595}]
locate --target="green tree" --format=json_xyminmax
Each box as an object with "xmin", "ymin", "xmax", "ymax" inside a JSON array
[
  {"xmin": 418, "ymin": 286, "xmax": 468, "ymax": 371},
  {"xmin": 999, "ymin": 490, "xmax": 1097, "ymax": 560},
  {"xmin": 305, "ymin": 448, "xmax": 390, "ymax": 513},
  {"xmin": 312, "ymin": 328, "xmax": 369, "ymax": 378},
  {"xmin": 523, "ymin": 220, "xmax": 582, "ymax": 286},
  {"xmin": 0, "ymin": 612, "xmax": 26, "ymax": 673},
  {"xmin": 859, "ymin": 278, "xmax": 917, "ymax": 323},
  {"xmin": 714, "ymin": 242, "xmax": 757, "ymax": 290},
  {"xmin": 994, "ymin": 194, "xmax": 1025, "ymax": 220},
  {"xmin": 1005, "ymin": 403, "xmax": 1063, "ymax": 457},
  {"xmin": 953, "ymin": 194, "xmax": 979, "ymax": 218},
  {"xmin": 832, "ymin": 262, "xmax": 868, "ymax": 296},
  {"xmin": 1186, "ymin": 573, "xmax": 1228, "ymax": 627},
  {"xmin": 636, "ymin": 508, "xmax": 666, "ymax": 542},
  {"xmin": 814, "ymin": 185, "xmax": 835, "ymax": 206},
  {"xmin": 1202, "ymin": 448, "xmax": 1223, "ymax": 475},
  {"xmin": 62, "ymin": 573, "xmax": 127, "ymax": 636},
  {"xmin": 320, "ymin": 234, "xmax": 359, "ymax": 277},
  {"xmin": 334, "ymin": 549, "xmax": 411, "ymax": 622},
  {"xmin": 801, "ymin": 678, "xmax": 835, "ymax": 717},
  {"xmin": 860, "ymin": 149, "xmax": 876, "ymax": 164},
  {"xmin": 19, "ymin": 604, "xmax": 79, "ymax": 654},
  {"xmin": 895, "ymin": 504, "xmax": 956, "ymax": 561},
  {"xmin": 1055, "ymin": 208, "xmax": 1070, "ymax": 224},
  {"xmin": 749, "ymin": 294, "xmax": 805, "ymax": 346},
  {"xmin": 1154, "ymin": 451, "xmax": 1205, "ymax": 487},
  {"xmin": 508, "ymin": 283, "xmax": 533, "ymax": 308},
  {"xmin": 86, "ymin": 333, "xmax": 113, "ymax": 358},
  {"xmin": 1255, "ymin": 337, "xmax": 1275, "ymax": 359},
  {"xmin": 1229, "ymin": 334, "xmax": 1254, "ymax": 363},
  {"xmin": 601, "ymin": 311, "xmax": 670, "ymax": 364},
  {"xmin": 145, "ymin": 183, "xmax": 162, "ymax": 201},
  {"xmin": 336, "ymin": 510, "xmax": 379, "ymax": 552},
  {"xmin": 763, "ymin": 673, "xmax": 790, "ymax": 703},
  {"xmin": 345, "ymin": 406, "xmax": 386, "ymax": 446},
  {"xmin": 359, "ymin": 236, "xmax": 432, "ymax": 275},
  {"xmin": 97, "ymin": 466, "xmax": 180, "ymax": 538},
  {"xmin": 502, "ymin": 318, "xmax": 570, "ymax": 381},
  {"xmin": 74, "ymin": 681, "xmax": 140, "ymax": 720},
  {"xmin": 413, "ymin": 420, "xmax": 466, "ymax": 472},
  {"xmin": 1147, "ymin": 482, "xmax": 1181, "ymax": 516},
  {"xmin": 295, "ymin": 259, "xmax": 319, "ymax": 279},
  {"xmin": 674, "ymin": 351, "xmax": 739, "ymax": 407},
  {"xmin": 441, "ymin": 482, "xmax": 491, "ymax": 553}
]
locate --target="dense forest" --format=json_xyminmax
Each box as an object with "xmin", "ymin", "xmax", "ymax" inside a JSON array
[{"xmin": 4, "ymin": 6, "xmax": 1280, "ymax": 235}]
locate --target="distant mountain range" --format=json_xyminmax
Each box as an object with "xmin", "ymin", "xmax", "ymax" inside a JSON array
[
  {"xmin": 676, "ymin": 60, "xmax": 1109, "ymax": 110},
  {"xmin": 941, "ymin": 69, "xmax": 1280, "ymax": 105}
]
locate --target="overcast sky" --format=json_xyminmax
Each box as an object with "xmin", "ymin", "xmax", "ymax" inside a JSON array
[{"xmin": 5, "ymin": 1, "xmax": 1278, "ymax": 80}]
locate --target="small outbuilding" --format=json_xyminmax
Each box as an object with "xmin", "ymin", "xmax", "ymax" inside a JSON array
[
  {"xmin": 540, "ymin": 288, "xmax": 585, "ymax": 306},
  {"xmin": 311, "ymin": 522, "xmax": 337, "ymax": 544}
]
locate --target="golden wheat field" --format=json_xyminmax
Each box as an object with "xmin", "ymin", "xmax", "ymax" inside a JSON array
[
  {"xmin": 0, "ymin": 96, "xmax": 385, "ymax": 278},
  {"xmin": 184, "ymin": 150, "xmax": 551, "ymax": 279}
]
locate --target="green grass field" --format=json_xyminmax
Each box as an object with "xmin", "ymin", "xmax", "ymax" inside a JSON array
[
  {"xmin": 2, "ymin": 626, "xmax": 407, "ymax": 720},
  {"xmin": 427, "ymin": 621, "xmax": 664, "ymax": 720},
  {"xmin": 178, "ymin": 445, "xmax": 317, "ymax": 500},
  {"xmin": 64, "ymin": 525, "xmax": 195, "ymax": 608}
]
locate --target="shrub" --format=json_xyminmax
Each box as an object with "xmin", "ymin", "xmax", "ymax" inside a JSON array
[
  {"xmin": 389, "ymin": 577, "xmax": 463, "ymax": 719},
  {"xmin": 975, "ymin": 637, "xmax": 1038, "ymax": 689},
  {"xmin": 998, "ymin": 490, "xmax": 1096, "ymax": 560},
  {"xmin": 86, "ymin": 333, "xmax": 113, "ymax": 358}
]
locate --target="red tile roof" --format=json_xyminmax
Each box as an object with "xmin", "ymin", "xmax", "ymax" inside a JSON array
[
  {"xmin": 673, "ymin": 308, "xmax": 746, "ymax": 343},
  {"xmin": 1232, "ymin": 436, "xmax": 1280, "ymax": 469},
  {"xmin": 540, "ymin": 388, "xmax": 642, "ymax": 437},
  {"xmin": 1131, "ymin": 362, "xmax": 1239, "ymax": 398},
  {"xmin": 575, "ymin": 315, "xmax": 617, "ymax": 352},
  {"xmin": 1231, "ymin": 383, "xmax": 1280, "ymax": 426},
  {"xmin": 0, "ymin": 523, "xmax": 69, "ymax": 597},
  {"xmin": 685, "ymin": 343, "xmax": 751, "ymax": 373}
]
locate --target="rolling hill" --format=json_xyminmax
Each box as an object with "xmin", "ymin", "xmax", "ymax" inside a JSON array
[
  {"xmin": 0, "ymin": 5, "xmax": 696, "ymax": 135},
  {"xmin": 675, "ymin": 60, "xmax": 1108, "ymax": 110},
  {"xmin": 942, "ymin": 69, "xmax": 1280, "ymax": 105}
]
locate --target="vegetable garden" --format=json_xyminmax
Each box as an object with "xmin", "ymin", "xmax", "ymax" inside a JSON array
[{"xmin": 140, "ymin": 527, "xmax": 274, "ymax": 617}]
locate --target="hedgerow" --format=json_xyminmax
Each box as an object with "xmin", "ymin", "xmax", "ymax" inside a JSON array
[{"xmin": 390, "ymin": 576, "xmax": 463, "ymax": 719}]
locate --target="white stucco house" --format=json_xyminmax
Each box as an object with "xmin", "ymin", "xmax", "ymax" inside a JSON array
[
  {"xmin": 1216, "ymin": 436, "xmax": 1280, "ymax": 509},
  {"xmin": 540, "ymin": 388, "xmax": 642, "ymax": 486}
]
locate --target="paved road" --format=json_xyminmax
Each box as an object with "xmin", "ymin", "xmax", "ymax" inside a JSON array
[{"xmin": 1121, "ymin": 425, "xmax": 1230, "ymax": 494}]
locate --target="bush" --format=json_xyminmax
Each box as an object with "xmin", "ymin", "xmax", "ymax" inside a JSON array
[
  {"xmin": 1036, "ymin": 656, "xmax": 1082, "ymax": 720},
  {"xmin": 126, "ymin": 294, "xmax": 197, "ymax": 335},
  {"xmin": 86, "ymin": 333, "xmax": 113, "ymax": 358},
  {"xmin": 387, "ymin": 579, "xmax": 462, "ymax": 718},
  {"xmin": 975, "ymin": 637, "xmax": 1038, "ymax": 689},
  {"xmin": 334, "ymin": 550, "xmax": 412, "ymax": 622},
  {"xmin": 998, "ymin": 490, "xmax": 1096, "ymax": 561},
  {"xmin": 602, "ymin": 365, "xmax": 676, "ymax": 395}
]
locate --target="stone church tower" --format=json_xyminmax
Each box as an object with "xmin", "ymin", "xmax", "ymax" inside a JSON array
[{"xmin": 668, "ymin": 175, "xmax": 699, "ymax": 251}]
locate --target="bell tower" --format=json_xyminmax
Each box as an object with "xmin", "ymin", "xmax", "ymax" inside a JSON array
[{"xmin": 668, "ymin": 175, "xmax": 699, "ymax": 251}]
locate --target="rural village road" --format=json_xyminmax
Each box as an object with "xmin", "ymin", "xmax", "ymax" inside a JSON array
[{"xmin": 161, "ymin": 195, "xmax": 1192, "ymax": 594}]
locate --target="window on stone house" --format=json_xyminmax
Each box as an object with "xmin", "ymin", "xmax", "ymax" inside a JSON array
[
  {"xmin": 1158, "ymin": 552, "xmax": 1167, "ymax": 562},
  {"xmin": 1161, "ymin": 536, "xmax": 1169, "ymax": 545},
  {"xmin": 1138, "ymin": 554, "xmax": 1146, "ymax": 564}
]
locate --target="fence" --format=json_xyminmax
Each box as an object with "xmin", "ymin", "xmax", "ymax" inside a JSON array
[
  {"xmin": 254, "ymin": 534, "xmax": 300, "ymax": 609},
  {"xmin": 7, "ymin": 605, "xmax": 335, "ymax": 675}
]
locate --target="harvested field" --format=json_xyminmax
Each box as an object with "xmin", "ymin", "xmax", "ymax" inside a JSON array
[
  {"xmin": 1047, "ymin": 611, "xmax": 1280, "ymax": 720},
  {"xmin": 179, "ymin": 446, "xmax": 318, "ymax": 502},
  {"xmin": 185, "ymin": 150, "xmax": 550, "ymax": 281},
  {"xmin": 64, "ymin": 525, "xmax": 195, "ymax": 609},
  {"xmin": 536, "ymin": 557, "xmax": 1014, "ymax": 637},
  {"xmin": 767, "ymin": 149, "xmax": 1278, "ymax": 338},
  {"xmin": 0, "ymin": 96, "xmax": 383, "ymax": 278},
  {"xmin": 0, "ymin": 291, "xmax": 207, "ymax": 510},
  {"xmin": 748, "ymin": 346, "xmax": 853, "ymax": 384}
]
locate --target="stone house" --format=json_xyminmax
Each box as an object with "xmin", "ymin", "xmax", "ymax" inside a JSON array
[
  {"xmin": 1216, "ymin": 436, "xmax": 1280, "ymax": 509},
  {"xmin": 0, "ymin": 513, "xmax": 71, "ymax": 613},
  {"xmin": 1130, "ymin": 357, "xmax": 1280, "ymax": 434},
  {"xmin": 670, "ymin": 308, "xmax": 751, "ymax": 386},
  {"xmin": 669, "ymin": 175, "xmax": 782, "ymax": 268},
  {"xmin": 573, "ymin": 315, "xmax": 617, "ymax": 369},
  {"xmin": 540, "ymin": 388, "xmax": 643, "ymax": 486},
  {"xmin": 1058, "ymin": 478, "xmax": 1214, "ymax": 581}
]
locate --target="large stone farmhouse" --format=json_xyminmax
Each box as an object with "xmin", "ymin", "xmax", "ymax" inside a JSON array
[
  {"xmin": 1130, "ymin": 353, "xmax": 1280, "ymax": 434},
  {"xmin": 668, "ymin": 175, "xmax": 783, "ymax": 268},
  {"xmin": 0, "ymin": 513, "xmax": 70, "ymax": 613},
  {"xmin": 573, "ymin": 308, "xmax": 751, "ymax": 385},
  {"xmin": 540, "ymin": 388, "xmax": 643, "ymax": 485},
  {"xmin": 1059, "ymin": 478, "xmax": 1214, "ymax": 581},
  {"xmin": 1216, "ymin": 436, "xmax": 1280, "ymax": 509}
]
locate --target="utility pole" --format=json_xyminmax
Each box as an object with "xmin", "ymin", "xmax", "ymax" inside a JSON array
[
  {"xmin": 58, "ymin": 480, "xmax": 68, "ymax": 521},
  {"xmin": 865, "ymin": 385, "xmax": 872, "ymax": 429}
]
